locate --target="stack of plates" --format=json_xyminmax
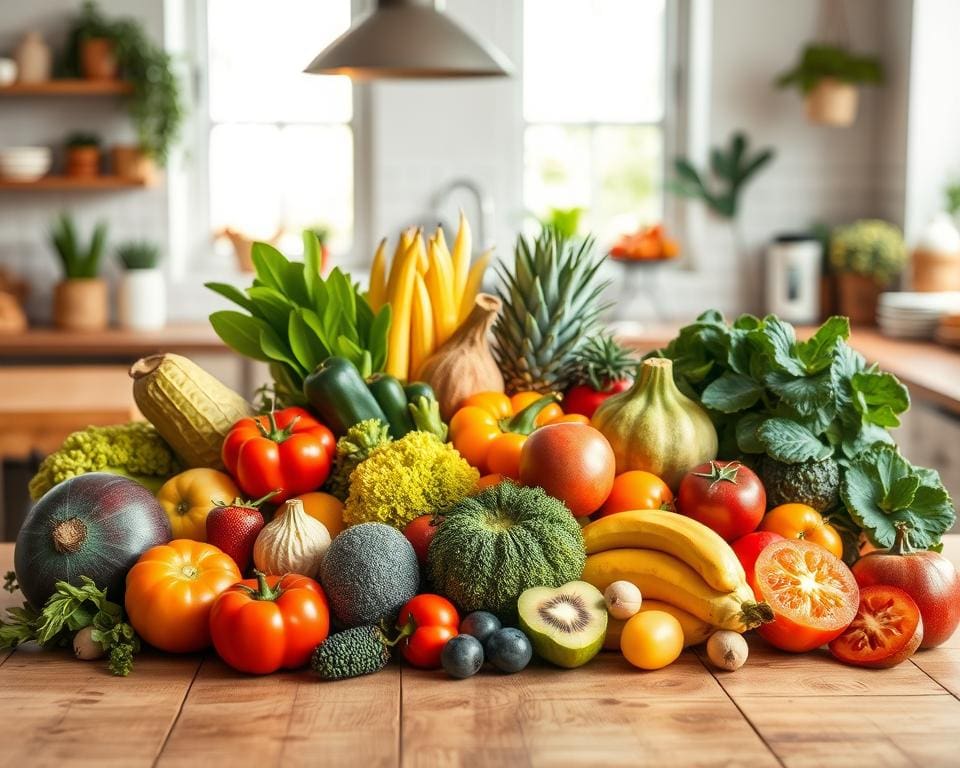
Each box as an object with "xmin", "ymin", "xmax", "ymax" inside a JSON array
[
  {"xmin": 877, "ymin": 292, "xmax": 960, "ymax": 339},
  {"xmin": 935, "ymin": 314, "xmax": 960, "ymax": 348}
]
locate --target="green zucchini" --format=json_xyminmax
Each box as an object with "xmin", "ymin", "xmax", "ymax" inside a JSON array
[
  {"xmin": 366, "ymin": 374, "xmax": 415, "ymax": 438},
  {"xmin": 304, "ymin": 357, "xmax": 388, "ymax": 436},
  {"xmin": 404, "ymin": 382, "xmax": 436, "ymax": 404}
]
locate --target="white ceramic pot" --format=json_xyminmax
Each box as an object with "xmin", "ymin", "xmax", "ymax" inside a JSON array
[
  {"xmin": 118, "ymin": 269, "xmax": 166, "ymax": 330},
  {"xmin": 0, "ymin": 58, "xmax": 18, "ymax": 87}
]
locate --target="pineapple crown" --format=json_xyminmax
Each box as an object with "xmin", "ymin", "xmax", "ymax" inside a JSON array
[{"xmin": 568, "ymin": 333, "xmax": 638, "ymax": 390}]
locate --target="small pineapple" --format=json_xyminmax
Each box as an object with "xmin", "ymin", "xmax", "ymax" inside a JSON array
[
  {"xmin": 493, "ymin": 230, "xmax": 610, "ymax": 393},
  {"xmin": 567, "ymin": 333, "xmax": 638, "ymax": 390}
]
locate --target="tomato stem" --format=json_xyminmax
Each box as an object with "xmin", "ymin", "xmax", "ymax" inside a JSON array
[
  {"xmin": 889, "ymin": 522, "xmax": 914, "ymax": 555},
  {"xmin": 692, "ymin": 460, "xmax": 741, "ymax": 489},
  {"xmin": 237, "ymin": 570, "xmax": 284, "ymax": 602}
]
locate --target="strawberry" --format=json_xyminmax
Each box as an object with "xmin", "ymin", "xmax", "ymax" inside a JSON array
[{"xmin": 205, "ymin": 491, "xmax": 277, "ymax": 572}]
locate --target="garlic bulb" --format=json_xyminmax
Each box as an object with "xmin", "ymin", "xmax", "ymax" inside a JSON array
[{"xmin": 253, "ymin": 499, "xmax": 331, "ymax": 578}]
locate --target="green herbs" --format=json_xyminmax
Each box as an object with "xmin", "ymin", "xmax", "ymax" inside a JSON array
[
  {"xmin": 207, "ymin": 232, "xmax": 392, "ymax": 407},
  {"xmin": 0, "ymin": 576, "xmax": 140, "ymax": 676},
  {"xmin": 829, "ymin": 220, "xmax": 906, "ymax": 285},
  {"xmin": 775, "ymin": 44, "xmax": 884, "ymax": 94},
  {"xmin": 116, "ymin": 241, "xmax": 161, "ymax": 270},
  {"xmin": 50, "ymin": 213, "xmax": 108, "ymax": 280},
  {"xmin": 841, "ymin": 444, "xmax": 955, "ymax": 551}
]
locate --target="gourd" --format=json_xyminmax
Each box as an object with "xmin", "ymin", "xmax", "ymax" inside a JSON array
[
  {"xmin": 591, "ymin": 357, "xmax": 717, "ymax": 490},
  {"xmin": 253, "ymin": 499, "xmax": 331, "ymax": 579},
  {"xmin": 130, "ymin": 353, "xmax": 255, "ymax": 470},
  {"xmin": 14, "ymin": 473, "xmax": 171, "ymax": 609},
  {"xmin": 414, "ymin": 293, "xmax": 504, "ymax": 420}
]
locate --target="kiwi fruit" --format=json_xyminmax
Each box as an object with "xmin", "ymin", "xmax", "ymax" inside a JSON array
[{"xmin": 517, "ymin": 580, "xmax": 607, "ymax": 668}]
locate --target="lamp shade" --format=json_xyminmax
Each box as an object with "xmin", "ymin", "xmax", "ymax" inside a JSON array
[{"xmin": 304, "ymin": 0, "xmax": 513, "ymax": 80}]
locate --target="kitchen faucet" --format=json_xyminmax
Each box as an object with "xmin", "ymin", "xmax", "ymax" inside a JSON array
[{"xmin": 429, "ymin": 178, "xmax": 494, "ymax": 251}]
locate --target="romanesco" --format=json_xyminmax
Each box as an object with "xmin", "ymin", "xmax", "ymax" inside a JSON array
[
  {"xmin": 324, "ymin": 419, "xmax": 392, "ymax": 501},
  {"xmin": 344, "ymin": 431, "xmax": 478, "ymax": 528},
  {"xmin": 29, "ymin": 422, "xmax": 180, "ymax": 500}
]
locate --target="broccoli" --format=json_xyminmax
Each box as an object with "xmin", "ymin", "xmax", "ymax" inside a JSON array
[
  {"xmin": 324, "ymin": 419, "xmax": 392, "ymax": 502},
  {"xmin": 344, "ymin": 431, "xmax": 479, "ymax": 528},
  {"xmin": 757, "ymin": 455, "xmax": 840, "ymax": 513},
  {"xmin": 29, "ymin": 422, "xmax": 180, "ymax": 500},
  {"xmin": 311, "ymin": 626, "xmax": 393, "ymax": 680}
]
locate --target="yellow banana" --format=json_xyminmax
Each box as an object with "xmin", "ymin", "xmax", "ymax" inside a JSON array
[
  {"xmin": 582, "ymin": 549, "xmax": 770, "ymax": 632},
  {"xmin": 425, "ymin": 236, "xmax": 459, "ymax": 345},
  {"xmin": 451, "ymin": 209, "xmax": 471, "ymax": 307},
  {"xmin": 385, "ymin": 229, "xmax": 414, "ymax": 301},
  {"xmin": 368, "ymin": 237, "xmax": 388, "ymax": 311},
  {"xmin": 385, "ymin": 233, "xmax": 421, "ymax": 380},
  {"xmin": 459, "ymin": 247, "xmax": 493, "ymax": 322},
  {"xmin": 410, "ymin": 272, "xmax": 435, "ymax": 378},
  {"xmin": 581, "ymin": 510, "xmax": 747, "ymax": 593},
  {"xmin": 603, "ymin": 600, "xmax": 713, "ymax": 651}
]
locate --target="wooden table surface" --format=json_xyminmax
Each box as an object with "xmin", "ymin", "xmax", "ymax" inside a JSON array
[
  {"xmin": 1, "ymin": 539, "xmax": 958, "ymax": 768},
  {"xmin": 0, "ymin": 323, "xmax": 224, "ymax": 359}
]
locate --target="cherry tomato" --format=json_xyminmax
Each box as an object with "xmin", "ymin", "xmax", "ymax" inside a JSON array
[
  {"xmin": 828, "ymin": 585, "xmax": 923, "ymax": 668},
  {"xmin": 676, "ymin": 461, "xmax": 766, "ymax": 542},
  {"xmin": 759, "ymin": 503, "xmax": 843, "ymax": 559},
  {"xmin": 397, "ymin": 594, "xmax": 460, "ymax": 669},
  {"xmin": 564, "ymin": 380, "xmax": 631, "ymax": 418},
  {"xmin": 619, "ymin": 610, "xmax": 684, "ymax": 670},
  {"xmin": 476, "ymin": 473, "xmax": 506, "ymax": 491},
  {"xmin": 402, "ymin": 514, "xmax": 442, "ymax": 566},
  {"xmin": 752, "ymin": 538, "xmax": 859, "ymax": 653},
  {"xmin": 731, "ymin": 531, "xmax": 783, "ymax": 596},
  {"xmin": 599, "ymin": 470, "xmax": 674, "ymax": 518}
]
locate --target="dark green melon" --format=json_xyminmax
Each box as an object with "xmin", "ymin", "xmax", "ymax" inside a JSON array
[
  {"xmin": 15, "ymin": 472, "xmax": 171, "ymax": 608},
  {"xmin": 427, "ymin": 482, "xmax": 586, "ymax": 622}
]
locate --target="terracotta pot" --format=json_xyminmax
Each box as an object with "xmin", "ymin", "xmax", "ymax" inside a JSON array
[
  {"xmin": 80, "ymin": 38, "xmax": 119, "ymax": 81},
  {"xmin": 53, "ymin": 278, "xmax": 109, "ymax": 331},
  {"xmin": 111, "ymin": 145, "xmax": 157, "ymax": 184},
  {"xmin": 14, "ymin": 31, "xmax": 52, "ymax": 84},
  {"xmin": 912, "ymin": 247, "xmax": 960, "ymax": 292},
  {"xmin": 805, "ymin": 78, "xmax": 859, "ymax": 127},
  {"xmin": 836, "ymin": 272, "xmax": 882, "ymax": 325},
  {"xmin": 65, "ymin": 146, "xmax": 101, "ymax": 178}
]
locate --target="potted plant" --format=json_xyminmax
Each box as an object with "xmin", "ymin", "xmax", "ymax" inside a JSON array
[
  {"xmin": 66, "ymin": 1, "xmax": 119, "ymax": 80},
  {"xmin": 49, "ymin": 213, "xmax": 109, "ymax": 332},
  {"xmin": 775, "ymin": 44, "xmax": 883, "ymax": 126},
  {"xmin": 830, "ymin": 219, "xmax": 906, "ymax": 324},
  {"xmin": 116, "ymin": 241, "xmax": 165, "ymax": 330},
  {"xmin": 64, "ymin": 132, "xmax": 101, "ymax": 178}
]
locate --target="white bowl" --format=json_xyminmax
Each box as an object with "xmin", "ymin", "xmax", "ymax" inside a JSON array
[
  {"xmin": 0, "ymin": 58, "xmax": 17, "ymax": 87},
  {"xmin": 0, "ymin": 146, "xmax": 52, "ymax": 181}
]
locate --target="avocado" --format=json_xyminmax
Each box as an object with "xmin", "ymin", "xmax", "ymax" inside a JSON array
[{"xmin": 757, "ymin": 455, "xmax": 840, "ymax": 513}]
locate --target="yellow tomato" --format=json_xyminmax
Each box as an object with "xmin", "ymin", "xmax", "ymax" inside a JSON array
[
  {"xmin": 620, "ymin": 610, "xmax": 684, "ymax": 670},
  {"xmin": 157, "ymin": 468, "xmax": 240, "ymax": 541},
  {"xmin": 760, "ymin": 503, "xmax": 844, "ymax": 559},
  {"xmin": 293, "ymin": 491, "xmax": 345, "ymax": 538}
]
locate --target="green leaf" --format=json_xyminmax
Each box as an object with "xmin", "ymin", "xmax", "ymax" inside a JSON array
[
  {"xmin": 884, "ymin": 475, "xmax": 920, "ymax": 512},
  {"xmin": 766, "ymin": 370, "xmax": 835, "ymax": 418},
  {"xmin": 258, "ymin": 326, "xmax": 305, "ymax": 375},
  {"xmin": 205, "ymin": 282, "xmax": 259, "ymax": 315},
  {"xmin": 750, "ymin": 317, "xmax": 805, "ymax": 376},
  {"xmin": 756, "ymin": 418, "xmax": 833, "ymax": 463},
  {"xmin": 282, "ymin": 259, "xmax": 311, "ymax": 307},
  {"xmin": 250, "ymin": 242, "xmax": 290, "ymax": 292},
  {"xmin": 302, "ymin": 230, "xmax": 321, "ymax": 303},
  {"xmin": 797, "ymin": 316, "xmax": 850, "ymax": 373},
  {"xmin": 700, "ymin": 372, "xmax": 763, "ymax": 413},
  {"xmin": 209, "ymin": 311, "xmax": 273, "ymax": 362},
  {"xmin": 735, "ymin": 413, "xmax": 767, "ymax": 454},
  {"xmin": 288, "ymin": 310, "xmax": 328, "ymax": 372},
  {"xmin": 247, "ymin": 286, "xmax": 294, "ymax": 335},
  {"xmin": 852, "ymin": 371, "xmax": 910, "ymax": 427},
  {"xmin": 369, "ymin": 305, "xmax": 392, "ymax": 372},
  {"xmin": 335, "ymin": 334, "xmax": 365, "ymax": 369}
]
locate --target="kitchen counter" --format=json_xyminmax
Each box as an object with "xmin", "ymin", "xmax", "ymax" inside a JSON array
[{"xmin": 0, "ymin": 539, "xmax": 957, "ymax": 767}]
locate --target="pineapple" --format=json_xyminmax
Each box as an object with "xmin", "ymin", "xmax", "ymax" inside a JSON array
[
  {"xmin": 493, "ymin": 229, "xmax": 610, "ymax": 393},
  {"xmin": 567, "ymin": 333, "xmax": 638, "ymax": 390}
]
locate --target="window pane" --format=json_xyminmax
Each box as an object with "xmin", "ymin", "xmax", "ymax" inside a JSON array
[
  {"xmin": 523, "ymin": 0, "xmax": 665, "ymax": 123},
  {"xmin": 208, "ymin": 0, "xmax": 352, "ymax": 123}
]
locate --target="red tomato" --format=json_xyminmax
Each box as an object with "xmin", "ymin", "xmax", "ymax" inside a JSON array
[
  {"xmin": 676, "ymin": 461, "xmax": 766, "ymax": 542},
  {"xmin": 598, "ymin": 470, "xmax": 674, "ymax": 517},
  {"xmin": 564, "ymin": 380, "xmax": 631, "ymax": 418},
  {"xmin": 731, "ymin": 531, "xmax": 783, "ymax": 593},
  {"xmin": 396, "ymin": 594, "xmax": 460, "ymax": 669},
  {"xmin": 222, "ymin": 406, "xmax": 335, "ymax": 503},
  {"xmin": 752, "ymin": 538, "xmax": 860, "ymax": 653},
  {"xmin": 518, "ymin": 423, "xmax": 616, "ymax": 516},
  {"xmin": 759, "ymin": 503, "xmax": 844, "ymax": 559},
  {"xmin": 851, "ymin": 526, "xmax": 960, "ymax": 648},
  {"xmin": 828, "ymin": 585, "xmax": 923, "ymax": 668},
  {"xmin": 403, "ymin": 514, "xmax": 442, "ymax": 566},
  {"xmin": 209, "ymin": 572, "xmax": 330, "ymax": 675}
]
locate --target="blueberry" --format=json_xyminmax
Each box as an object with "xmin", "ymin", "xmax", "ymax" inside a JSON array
[
  {"xmin": 459, "ymin": 611, "xmax": 502, "ymax": 645},
  {"xmin": 441, "ymin": 634, "xmax": 484, "ymax": 679},
  {"xmin": 485, "ymin": 627, "xmax": 532, "ymax": 674}
]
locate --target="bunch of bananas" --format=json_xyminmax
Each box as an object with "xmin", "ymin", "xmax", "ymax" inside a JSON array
[
  {"xmin": 580, "ymin": 510, "xmax": 773, "ymax": 648},
  {"xmin": 367, "ymin": 212, "xmax": 492, "ymax": 381}
]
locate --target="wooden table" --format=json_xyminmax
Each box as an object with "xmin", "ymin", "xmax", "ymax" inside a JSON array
[{"xmin": 1, "ymin": 539, "xmax": 958, "ymax": 768}]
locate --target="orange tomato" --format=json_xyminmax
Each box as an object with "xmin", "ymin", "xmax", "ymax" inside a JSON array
[
  {"xmin": 476, "ymin": 473, "xmax": 505, "ymax": 491},
  {"xmin": 157, "ymin": 468, "xmax": 241, "ymax": 542},
  {"xmin": 293, "ymin": 491, "xmax": 345, "ymax": 538},
  {"xmin": 486, "ymin": 433, "xmax": 527, "ymax": 480},
  {"xmin": 125, "ymin": 539, "xmax": 241, "ymax": 653},
  {"xmin": 599, "ymin": 470, "xmax": 674, "ymax": 517},
  {"xmin": 548, "ymin": 413, "xmax": 590, "ymax": 425},
  {"xmin": 759, "ymin": 503, "xmax": 843, "ymax": 559}
]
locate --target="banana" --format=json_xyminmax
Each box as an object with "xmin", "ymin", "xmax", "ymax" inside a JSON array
[
  {"xmin": 603, "ymin": 600, "xmax": 713, "ymax": 651},
  {"xmin": 581, "ymin": 510, "xmax": 747, "ymax": 593},
  {"xmin": 582, "ymin": 548, "xmax": 771, "ymax": 632},
  {"xmin": 385, "ymin": 233, "xmax": 421, "ymax": 380},
  {"xmin": 450, "ymin": 209, "xmax": 471, "ymax": 306},
  {"xmin": 425, "ymin": 235, "xmax": 459, "ymax": 345},
  {"xmin": 410, "ymin": 272, "xmax": 435, "ymax": 378},
  {"xmin": 367, "ymin": 237, "xmax": 388, "ymax": 311},
  {"xmin": 385, "ymin": 228, "xmax": 414, "ymax": 302},
  {"xmin": 459, "ymin": 248, "xmax": 493, "ymax": 322}
]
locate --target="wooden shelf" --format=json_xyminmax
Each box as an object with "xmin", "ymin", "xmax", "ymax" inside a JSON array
[
  {"xmin": 0, "ymin": 79, "xmax": 133, "ymax": 96},
  {"xmin": 0, "ymin": 175, "xmax": 149, "ymax": 190}
]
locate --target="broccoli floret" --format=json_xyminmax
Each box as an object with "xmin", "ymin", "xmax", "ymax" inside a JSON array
[
  {"xmin": 311, "ymin": 626, "xmax": 392, "ymax": 680},
  {"xmin": 324, "ymin": 419, "xmax": 392, "ymax": 501},
  {"xmin": 344, "ymin": 431, "xmax": 478, "ymax": 528},
  {"xmin": 29, "ymin": 422, "xmax": 180, "ymax": 500},
  {"xmin": 758, "ymin": 455, "xmax": 840, "ymax": 513}
]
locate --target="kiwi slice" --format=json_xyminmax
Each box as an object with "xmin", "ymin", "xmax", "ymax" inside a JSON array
[{"xmin": 517, "ymin": 580, "xmax": 608, "ymax": 668}]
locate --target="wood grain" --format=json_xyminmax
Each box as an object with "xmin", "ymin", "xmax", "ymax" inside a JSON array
[
  {"xmin": 0, "ymin": 175, "xmax": 148, "ymax": 190},
  {"xmin": 0, "ymin": 79, "xmax": 133, "ymax": 96}
]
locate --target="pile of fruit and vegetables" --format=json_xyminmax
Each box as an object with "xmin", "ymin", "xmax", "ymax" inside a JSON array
[{"xmin": 3, "ymin": 220, "xmax": 958, "ymax": 682}]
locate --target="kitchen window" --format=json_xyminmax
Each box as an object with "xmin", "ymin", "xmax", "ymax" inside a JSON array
[
  {"xmin": 522, "ymin": 0, "xmax": 670, "ymax": 245},
  {"xmin": 202, "ymin": 0, "xmax": 354, "ymax": 264}
]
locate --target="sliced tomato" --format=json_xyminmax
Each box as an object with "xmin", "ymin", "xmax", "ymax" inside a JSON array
[
  {"xmin": 752, "ymin": 538, "xmax": 860, "ymax": 653},
  {"xmin": 828, "ymin": 585, "xmax": 923, "ymax": 668}
]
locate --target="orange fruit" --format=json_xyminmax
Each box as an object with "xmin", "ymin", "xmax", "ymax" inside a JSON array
[{"xmin": 292, "ymin": 492, "xmax": 345, "ymax": 538}]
